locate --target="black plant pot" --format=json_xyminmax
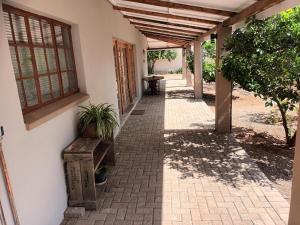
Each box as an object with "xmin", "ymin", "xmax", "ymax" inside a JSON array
[{"xmin": 95, "ymin": 167, "xmax": 107, "ymax": 185}]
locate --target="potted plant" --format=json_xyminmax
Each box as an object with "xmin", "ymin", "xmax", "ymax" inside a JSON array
[{"xmin": 78, "ymin": 103, "xmax": 119, "ymax": 140}]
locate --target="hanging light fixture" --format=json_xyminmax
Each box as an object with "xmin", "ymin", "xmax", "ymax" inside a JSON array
[{"xmin": 210, "ymin": 33, "xmax": 217, "ymax": 43}]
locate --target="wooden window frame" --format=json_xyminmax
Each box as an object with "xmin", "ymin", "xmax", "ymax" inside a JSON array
[{"xmin": 3, "ymin": 4, "xmax": 79, "ymax": 114}]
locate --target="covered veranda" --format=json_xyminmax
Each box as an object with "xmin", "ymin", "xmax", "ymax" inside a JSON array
[
  {"xmin": 62, "ymin": 75, "xmax": 289, "ymax": 225},
  {"xmin": 107, "ymin": 1, "xmax": 300, "ymax": 224}
]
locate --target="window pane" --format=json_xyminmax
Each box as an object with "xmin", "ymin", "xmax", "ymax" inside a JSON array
[
  {"xmin": 62, "ymin": 71, "xmax": 76, "ymax": 94},
  {"xmin": 58, "ymin": 48, "xmax": 67, "ymax": 71},
  {"xmin": 46, "ymin": 48, "xmax": 57, "ymax": 73},
  {"xmin": 39, "ymin": 76, "xmax": 52, "ymax": 102},
  {"xmin": 50, "ymin": 74, "xmax": 61, "ymax": 98},
  {"xmin": 54, "ymin": 25, "xmax": 63, "ymax": 46},
  {"xmin": 17, "ymin": 46, "xmax": 33, "ymax": 77},
  {"xmin": 9, "ymin": 46, "xmax": 20, "ymax": 78},
  {"xmin": 3, "ymin": 12, "xmax": 13, "ymax": 42},
  {"xmin": 16, "ymin": 81, "xmax": 25, "ymax": 109},
  {"xmin": 62, "ymin": 27, "xmax": 70, "ymax": 47},
  {"xmin": 67, "ymin": 71, "xmax": 76, "ymax": 91},
  {"xmin": 11, "ymin": 14, "xmax": 28, "ymax": 43},
  {"xmin": 23, "ymin": 78, "xmax": 38, "ymax": 106},
  {"xmin": 41, "ymin": 20, "xmax": 53, "ymax": 45},
  {"xmin": 65, "ymin": 49, "xmax": 74, "ymax": 70},
  {"xmin": 29, "ymin": 17, "xmax": 42, "ymax": 44},
  {"xmin": 61, "ymin": 72, "xmax": 70, "ymax": 93},
  {"xmin": 34, "ymin": 47, "xmax": 47, "ymax": 74}
]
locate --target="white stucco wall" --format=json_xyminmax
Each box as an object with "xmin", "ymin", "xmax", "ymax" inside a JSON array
[
  {"xmin": 0, "ymin": 1, "xmax": 147, "ymax": 225},
  {"xmin": 154, "ymin": 48, "xmax": 182, "ymax": 74}
]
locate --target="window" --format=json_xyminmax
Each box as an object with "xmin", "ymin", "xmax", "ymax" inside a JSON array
[{"xmin": 3, "ymin": 4, "xmax": 78, "ymax": 114}]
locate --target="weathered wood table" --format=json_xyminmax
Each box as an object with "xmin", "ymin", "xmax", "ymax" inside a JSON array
[{"xmin": 143, "ymin": 75, "xmax": 164, "ymax": 95}]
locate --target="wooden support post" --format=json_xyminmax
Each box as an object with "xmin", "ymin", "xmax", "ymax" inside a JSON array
[
  {"xmin": 215, "ymin": 26, "xmax": 232, "ymax": 133},
  {"xmin": 289, "ymin": 112, "xmax": 300, "ymax": 225},
  {"xmin": 182, "ymin": 48, "xmax": 187, "ymax": 79},
  {"xmin": 194, "ymin": 38, "xmax": 203, "ymax": 99},
  {"xmin": 186, "ymin": 45, "xmax": 193, "ymax": 87}
]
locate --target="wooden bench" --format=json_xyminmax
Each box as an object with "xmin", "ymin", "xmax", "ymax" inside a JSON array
[{"xmin": 63, "ymin": 137, "xmax": 115, "ymax": 210}]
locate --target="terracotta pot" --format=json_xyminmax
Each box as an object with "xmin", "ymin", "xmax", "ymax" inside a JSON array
[{"xmin": 82, "ymin": 123, "xmax": 99, "ymax": 138}]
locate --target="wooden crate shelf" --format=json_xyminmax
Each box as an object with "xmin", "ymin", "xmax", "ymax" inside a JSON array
[{"xmin": 63, "ymin": 137, "xmax": 115, "ymax": 210}]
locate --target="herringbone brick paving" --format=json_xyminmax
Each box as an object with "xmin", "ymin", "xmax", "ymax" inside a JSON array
[{"xmin": 62, "ymin": 75, "xmax": 289, "ymax": 225}]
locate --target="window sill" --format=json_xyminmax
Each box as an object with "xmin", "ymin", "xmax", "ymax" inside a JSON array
[{"xmin": 24, "ymin": 93, "xmax": 90, "ymax": 130}]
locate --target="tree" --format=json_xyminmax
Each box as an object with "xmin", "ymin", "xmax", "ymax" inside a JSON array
[
  {"xmin": 147, "ymin": 50, "xmax": 177, "ymax": 74},
  {"xmin": 222, "ymin": 7, "xmax": 300, "ymax": 146},
  {"xmin": 186, "ymin": 41, "xmax": 216, "ymax": 83},
  {"xmin": 202, "ymin": 41, "xmax": 216, "ymax": 83}
]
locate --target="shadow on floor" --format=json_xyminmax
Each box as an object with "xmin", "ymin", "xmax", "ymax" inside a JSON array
[{"xmin": 232, "ymin": 126, "xmax": 294, "ymax": 183}]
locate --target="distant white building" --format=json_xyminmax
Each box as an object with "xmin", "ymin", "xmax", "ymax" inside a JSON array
[{"xmin": 154, "ymin": 48, "xmax": 182, "ymax": 74}]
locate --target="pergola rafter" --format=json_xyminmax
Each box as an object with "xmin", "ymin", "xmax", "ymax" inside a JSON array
[
  {"xmin": 111, "ymin": 0, "xmax": 286, "ymax": 45},
  {"xmin": 200, "ymin": 0, "xmax": 285, "ymax": 39},
  {"xmin": 124, "ymin": 16, "xmax": 210, "ymax": 32},
  {"xmin": 123, "ymin": 0, "xmax": 237, "ymax": 17},
  {"xmin": 142, "ymin": 31, "xmax": 193, "ymax": 41},
  {"xmin": 130, "ymin": 21, "xmax": 202, "ymax": 35},
  {"xmin": 113, "ymin": 6, "xmax": 220, "ymax": 25},
  {"xmin": 144, "ymin": 34, "xmax": 189, "ymax": 45},
  {"xmin": 135, "ymin": 26, "xmax": 199, "ymax": 38}
]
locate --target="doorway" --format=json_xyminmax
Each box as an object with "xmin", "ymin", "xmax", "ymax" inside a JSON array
[{"xmin": 113, "ymin": 39, "xmax": 136, "ymax": 115}]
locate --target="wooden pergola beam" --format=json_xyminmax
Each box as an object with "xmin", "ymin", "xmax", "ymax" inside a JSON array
[
  {"xmin": 131, "ymin": 21, "xmax": 202, "ymax": 35},
  {"xmin": 200, "ymin": 0, "xmax": 284, "ymax": 38},
  {"xmin": 140, "ymin": 30, "xmax": 195, "ymax": 40},
  {"xmin": 113, "ymin": 6, "xmax": 220, "ymax": 25},
  {"xmin": 136, "ymin": 26, "xmax": 198, "ymax": 38},
  {"xmin": 223, "ymin": 0, "xmax": 284, "ymax": 26},
  {"xmin": 144, "ymin": 34, "xmax": 188, "ymax": 45},
  {"xmin": 142, "ymin": 31, "xmax": 193, "ymax": 41},
  {"xmin": 123, "ymin": 0, "xmax": 236, "ymax": 17},
  {"xmin": 148, "ymin": 46, "xmax": 183, "ymax": 51},
  {"xmin": 124, "ymin": 15, "xmax": 210, "ymax": 31}
]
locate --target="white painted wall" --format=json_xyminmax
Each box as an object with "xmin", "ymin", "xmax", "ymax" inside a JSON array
[
  {"xmin": 0, "ymin": 1, "xmax": 147, "ymax": 225},
  {"xmin": 154, "ymin": 48, "xmax": 182, "ymax": 74}
]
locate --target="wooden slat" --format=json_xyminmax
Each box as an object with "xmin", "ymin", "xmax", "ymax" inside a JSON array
[
  {"xmin": 67, "ymin": 161, "xmax": 83, "ymax": 202},
  {"xmin": 125, "ymin": 15, "xmax": 210, "ymax": 31},
  {"xmin": 81, "ymin": 159, "xmax": 96, "ymax": 201},
  {"xmin": 123, "ymin": 0, "xmax": 236, "ymax": 17},
  {"xmin": 136, "ymin": 26, "xmax": 197, "ymax": 38},
  {"xmin": 113, "ymin": 6, "xmax": 220, "ymax": 25},
  {"xmin": 141, "ymin": 31, "xmax": 194, "ymax": 41},
  {"xmin": 64, "ymin": 138, "xmax": 101, "ymax": 153},
  {"xmin": 131, "ymin": 21, "xmax": 202, "ymax": 35}
]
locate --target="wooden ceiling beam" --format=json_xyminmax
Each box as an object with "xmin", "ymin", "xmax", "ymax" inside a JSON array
[
  {"xmin": 123, "ymin": 0, "xmax": 236, "ymax": 17},
  {"xmin": 131, "ymin": 21, "xmax": 202, "ymax": 35},
  {"xmin": 199, "ymin": 0, "xmax": 284, "ymax": 39},
  {"xmin": 144, "ymin": 34, "xmax": 189, "ymax": 45},
  {"xmin": 136, "ymin": 26, "xmax": 198, "ymax": 38},
  {"xmin": 223, "ymin": 0, "xmax": 284, "ymax": 26},
  {"xmin": 142, "ymin": 31, "xmax": 193, "ymax": 41},
  {"xmin": 113, "ymin": 6, "xmax": 220, "ymax": 25},
  {"xmin": 140, "ymin": 29, "xmax": 195, "ymax": 40},
  {"xmin": 124, "ymin": 15, "xmax": 210, "ymax": 31},
  {"xmin": 148, "ymin": 46, "xmax": 183, "ymax": 51}
]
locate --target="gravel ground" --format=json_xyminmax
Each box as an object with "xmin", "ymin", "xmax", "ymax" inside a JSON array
[{"xmin": 203, "ymin": 82, "xmax": 296, "ymax": 202}]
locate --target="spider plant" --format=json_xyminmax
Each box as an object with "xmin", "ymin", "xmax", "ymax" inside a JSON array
[{"xmin": 78, "ymin": 103, "xmax": 119, "ymax": 139}]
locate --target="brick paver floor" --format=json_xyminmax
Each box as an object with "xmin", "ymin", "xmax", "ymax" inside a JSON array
[{"xmin": 62, "ymin": 75, "xmax": 289, "ymax": 225}]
